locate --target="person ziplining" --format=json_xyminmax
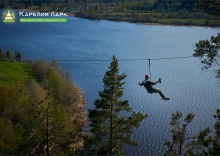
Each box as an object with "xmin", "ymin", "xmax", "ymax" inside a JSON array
[{"xmin": 138, "ymin": 74, "xmax": 170, "ymax": 100}]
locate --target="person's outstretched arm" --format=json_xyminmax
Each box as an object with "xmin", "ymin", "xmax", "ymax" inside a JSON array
[
  {"xmin": 151, "ymin": 78, "xmax": 162, "ymax": 85},
  {"xmin": 138, "ymin": 82, "xmax": 144, "ymax": 86}
]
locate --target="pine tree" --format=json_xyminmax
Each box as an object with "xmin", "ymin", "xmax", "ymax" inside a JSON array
[
  {"xmin": 87, "ymin": 55, "xmax": 146, "ymax": 155},
  {"xmin": 193, "ymin": 33, "xmax": 220, "ymax": 78},
  {"xmin": 164, "ymin": 111, "xmax": 196, "ymax": 155}
]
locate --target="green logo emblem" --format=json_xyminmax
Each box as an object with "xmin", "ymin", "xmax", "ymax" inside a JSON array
[{"xmin": 3, "ymin": 10, "xmax": 15, "ymax": 22}]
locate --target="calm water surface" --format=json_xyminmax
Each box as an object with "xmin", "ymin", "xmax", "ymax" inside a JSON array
[{"xmin": 0, "ymin": 9, "xmax": 220, "ymax": 155}]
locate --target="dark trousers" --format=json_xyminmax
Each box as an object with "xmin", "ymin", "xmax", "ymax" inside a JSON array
[{"xmin": 148, "ymin": 88, "xmax": 165, "ymax": 98}]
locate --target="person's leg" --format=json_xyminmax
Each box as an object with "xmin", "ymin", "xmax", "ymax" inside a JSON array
[{"xmin": 151, "ymin": 88, "xmax": 165, "ymax": 98}]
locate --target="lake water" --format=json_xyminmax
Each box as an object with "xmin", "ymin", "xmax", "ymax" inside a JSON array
[{"xmin": 0, "ymin": 9, "xmax": 220, "ymax": 155}]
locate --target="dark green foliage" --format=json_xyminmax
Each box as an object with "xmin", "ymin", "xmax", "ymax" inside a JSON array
[
  {"xmin": 193, "ymin": 33, "xmax": 220, "ymax": 77},
  {"xmin": 185, "ymin": 109, "xmax": 220, "ymax": 155},
  {"xmin": 0, "ymin": 49, "xmax": 2, "ymax": 61},
  {"xmin": 87, "ymin": 56, "xmax": 146, "ymax": 155},
  {"xmin": 1, "ymin": 0, "xmax": 81, "ymax": 10},
  {"xmin": 6, "ymin": 50, "xmax": 13, "ymax": 61},
  {"xmin": 0, "ymin": 83, "xmax": 28, "ymax": 155},
  {"xmin": 74, "ymin": 0, "xmax": 220, "ymax": 26},
  {"xmin": 214, "ymin": 109, "xmax": 220, "ymax": 138},
  {"xmin": 1, "ymin": 50, "xmax": 22, "ymax": 62},
  {"xmin": 15, "ymin": 52, "xmax": 22, "ymax": 62},
  {"xmin": 164, "ymin": 111, "xmax": 196, "ymax": 155},
  {"xmin": 0, "ymin": 118, "xmax": 21, "ymax": 155},
  {"xmin": 208, "ymin": 109, "xmax": 220, "ymax": 155},
  {"xmin": 184, "ymin": 127, "xmax": 212, "ymax": 155},
  {"xmin": 164, "ymin": 110, "xmax": 220, "ymax": 155},
  {"xmin": 197, "ymin": 0, "xmax": 220, "ymax": 16}
]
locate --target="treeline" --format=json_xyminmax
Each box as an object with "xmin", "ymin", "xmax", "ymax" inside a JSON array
[
  {"xmin": 0, "ymin": 0, "xmax": 218, "ymax": 13},
  {"xmin": 75, "ymin": 0, "xmax": 220, "ymax": 26},
  {"xmin": 0, "ymin": 0, "xmax": 200, "ymax": 11},
  {"xmin": 76, "ymin": 9, "xmax": 220, "ymax": 26},
  {"xmin": 0, "ymin": 57, "xmax": 86, "ymax": 155},
  {"xmin": 81, "ymin": 0, "xmax": 199, "ymax": 12},
  {"xmin": 0, "ymin": 49, "xmax": 22, "ymax": 62},
  {"xmin": 0, "ymin": 0, "xmax": 81, "ymax": 10}
]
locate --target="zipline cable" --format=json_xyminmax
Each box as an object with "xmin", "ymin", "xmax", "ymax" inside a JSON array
[
  {"xmin": 24, "ymin": 55, "xmax": 195, "ymax": 80},
  {"xmin": 54, "ymin": 55, "xmax": 194, "ymax": 81},
  {"xmin": 52, "ymin": 55, "xmax": 194, "ymax": 62},
  {"xmin": 148, "ymin": 59, "xmax": 151, "ymax": 80}
]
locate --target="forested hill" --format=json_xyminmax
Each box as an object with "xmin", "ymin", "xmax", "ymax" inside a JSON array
[
  {"xmin": 2, "ymin": 0, "xmax": 220, "ymax": 26},
  {"xmin": 0, "ymin": 49, "xmax": 86, "ymax": 155},
  {"xmin": 1, "ymin": 0, "xmax": 199, "ymax": 11}
]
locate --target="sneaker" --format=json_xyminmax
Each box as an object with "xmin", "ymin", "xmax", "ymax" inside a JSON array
[{"xmin": 162, "ymin": 97, "xmax": 170, "ymax": 100}]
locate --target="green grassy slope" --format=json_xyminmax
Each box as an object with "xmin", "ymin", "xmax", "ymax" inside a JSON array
[{"xmin": 0, "ymin": 61, "xmax": 37, "ymax": 84}]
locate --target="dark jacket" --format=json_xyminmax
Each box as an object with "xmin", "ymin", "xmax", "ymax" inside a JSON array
[{"xmin": 139, "ymin": 80, "xmax": 156, "ymax": 92}]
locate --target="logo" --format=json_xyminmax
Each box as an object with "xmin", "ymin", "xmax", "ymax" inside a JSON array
[
  {"xmin": 3, "ymin": 10, "xmax": 15, "ymax": 22},
  {"xmin": 2, "ymin": 9, "xmax": 67, "ymax": 23}
]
